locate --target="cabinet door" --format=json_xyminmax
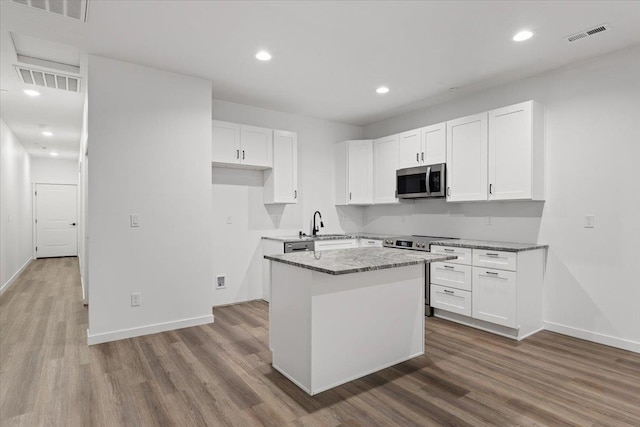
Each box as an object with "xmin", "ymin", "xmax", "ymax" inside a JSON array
[
  {"xmin": 265, "ymin": 130, "xmax": 297, "ymax": 204},
  {"xmin": 446, "ymin": 113, "xmax": 488, "ymax": 202},
  {"xmin": 398, "ymin": 129, "xmax": 422, "ymax": 169},
  {"xmin": 347, "ymin": 140, "xmax": 373, "ymax": 204},
  {"xmin": 488, "ymin": 101, "xmax": 532, "ymax": 200},
  {"xmin": 472, "ymin": 267, "xmax": 517, "ymax": 328},
  {"xmin": 240, "ymin": 125, "xmax": 273, "ymax": 168},
  {"xmin": 422, "ymin": 122, "xmax": 446, "ymax": 165},
  {"xmin": 212, "ymin": 120, "xmax": 241, "ymax": 164},
  {"xmin": 373, "ymin": 135, "xmax": 399, "ymax": 204}
]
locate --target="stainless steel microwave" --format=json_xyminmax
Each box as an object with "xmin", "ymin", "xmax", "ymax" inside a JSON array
[{"xmin": 396, "ymin": 163, "xmax": 446, "ymax": 199}]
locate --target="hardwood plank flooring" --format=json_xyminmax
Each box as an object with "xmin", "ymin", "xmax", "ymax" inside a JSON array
[{"xmin": 1, "ymin": 257, "xmax": 639, "ymax": 426}]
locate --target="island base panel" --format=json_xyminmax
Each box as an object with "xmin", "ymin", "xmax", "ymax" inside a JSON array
[{"xmin": 270, "ymin": 262, "xmax": 424, "ymax": 395}]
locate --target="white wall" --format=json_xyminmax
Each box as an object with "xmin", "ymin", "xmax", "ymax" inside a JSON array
[
  {"xmin": 363, "ymin": 46, "xmax": 640, "ymax": 352},
  {"xmin": 87, "ymin": 56, "xmax": 214, "ymax": 344},
  {"xmin": 211, "ymin": 100, "xmax": 363, "ymax": 306},
  {"xmin": 31, "ymin": 157, "xmax": 78, "ymax": 185},
  {"xmin": 0, "ymin": 119, "xmax": 32, "ymax": 292}
]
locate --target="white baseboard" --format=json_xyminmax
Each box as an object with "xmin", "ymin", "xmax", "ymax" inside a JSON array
[
  {"xmin": 87, "ymin": 314, "xmax": 214, "ymax": 345},
  {"xmin": 545, "ymin": 321, "xmax": 640, "ymax": 354},
  {"xmin": 0, "ymin": 257, "xmax": 33, "ymax": 295}
]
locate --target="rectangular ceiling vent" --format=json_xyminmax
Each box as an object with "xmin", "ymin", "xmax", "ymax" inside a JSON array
[
  {"xmin": 15, "ymin": 66, "xmax": 81, "ymax": 93},
  {"xmin": 10, "ymin": 0, "xmax": 89, "ymax": 22},
  {"xmin": 565, "ymin": 23, "xmax": 611, "ymax": 43}
]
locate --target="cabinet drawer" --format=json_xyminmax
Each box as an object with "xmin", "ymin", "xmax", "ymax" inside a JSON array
[
  {"xmin": 472, "ymin": 267, "xmax": 517, "ymax": 328},
  {"xmin": 473, "ymin": 249, "xmax": 516, "ymax": 271},
  {"xmin": 314, "ymin": 239, "xmax": 358, "ymax": 252},
  {"xmin": 430, "ymin": 262, "xmax": 472, "ymax": 291},
  {"xmin": 430, "ymin": 245, "xmax": 471, "ymax": 265},
  {"xmin": 359, "ymin": 238, "xmax": 383, "ymax": 248},
  {"xmin": 431, "ymin": 285, "xmax": 472, "ymax": 317}
]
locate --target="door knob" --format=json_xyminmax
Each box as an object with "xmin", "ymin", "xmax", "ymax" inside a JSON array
[{"xmin": 70, "ymin": 223, "xmax": 77, "ymax": 226}]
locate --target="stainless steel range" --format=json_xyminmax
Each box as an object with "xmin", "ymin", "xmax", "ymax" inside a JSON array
[{"xmin": 383, "ymin": 235, "xmax": 458, "ymax": 316}]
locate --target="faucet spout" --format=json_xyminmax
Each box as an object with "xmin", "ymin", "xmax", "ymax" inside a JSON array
[{"xmin": 312, "ymin": 211, "xmax": 324, "ymax": 236}]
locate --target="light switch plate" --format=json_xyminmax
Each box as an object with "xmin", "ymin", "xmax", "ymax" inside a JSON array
[{"xmin": 130, "ymin": 214, "xmax": 140, "ymax": 228}]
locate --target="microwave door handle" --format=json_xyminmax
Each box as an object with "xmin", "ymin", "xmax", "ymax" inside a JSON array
[{"xmin": 425, "ymin": 166, "xmax": 431, "ymax": 195}]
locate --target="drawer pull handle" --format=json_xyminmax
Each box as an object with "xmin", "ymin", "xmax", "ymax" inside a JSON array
[
  {"xmin": 443, "ymin": 289, "xmax": 454, "ymax": 294},
  {"xmin": 444, "ymin": 249, "xmax": 455, "ymax": 252},
  {"xmin": 486, "ymin": 271, "xmax": 499, "ymax": 275},
  {"xmin": 486, "ymin": 253, "xmax": 499, "ymax": 257},
  {"xmin": 444, "ymin": 265, "xmax": 455, "ymax": 269}
]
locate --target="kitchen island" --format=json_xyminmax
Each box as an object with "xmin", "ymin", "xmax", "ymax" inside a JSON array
[{"xmin": 264, "ymin": 247, "xmax": 456, "ymax": 395}]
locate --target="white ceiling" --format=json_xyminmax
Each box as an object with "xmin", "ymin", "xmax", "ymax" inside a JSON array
[{"xmin": 2, "ymin": 1, "xmax": 640, "ymax": 160}]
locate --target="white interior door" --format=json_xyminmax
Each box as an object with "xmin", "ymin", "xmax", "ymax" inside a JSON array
[{"xmin": 35, "ymin": 184, "xmax": 78, "ymax": 258}]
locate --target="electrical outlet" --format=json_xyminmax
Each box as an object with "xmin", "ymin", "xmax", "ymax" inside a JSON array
[
  {"xmin": 584, "ymin": 214, "xmax": 595, "ymax": 228},
  {"xmin": 216, "ymin": 275, "xmax": 226, "ymax": 289},
  {"xmin": 486, "ymin": 216, "xmax": 493, "ymax": 226},
  {"xmin": 131, "ymin": 292, "xmax": 141, "ymax": 307},
  {"xmin": 130, "ymin": 214, "xmax": 140, "ymax": 228},
  {"xmin": 226, "ymin": 216, "xmax": 233, "ymax": 224}
]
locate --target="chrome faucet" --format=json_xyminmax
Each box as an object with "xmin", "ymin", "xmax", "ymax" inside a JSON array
[{"xmin": 312, "ymin": 211, "xmax": 324, "ymax": 236}]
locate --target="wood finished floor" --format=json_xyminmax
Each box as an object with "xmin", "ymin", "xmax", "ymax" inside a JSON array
[{"xmin": 1, "ymin": 258, "xmax": 640, "ymax": 426}]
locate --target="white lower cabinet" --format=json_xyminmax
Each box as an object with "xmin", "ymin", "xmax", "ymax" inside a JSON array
[
  {"xmin": 472, "ymin": 267, "xmax": 517, "ymax": 328},
  {"xmin": 314, "ymin": 239, "xmax": 358, "ymax": 251},
  {"xmin": 430, "ymin": 244, "xmax": 545, "ymax": 340},
  {"xmin": 431, "ymin": 285, "xmax": 472, "ymax": 317},
  {"xmin": 358, "ymin": 238, "xmax": 383, "ymax": 248}
]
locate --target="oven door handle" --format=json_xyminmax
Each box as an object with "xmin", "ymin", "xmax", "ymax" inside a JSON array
[{"xmin": 425, "ymin": 166, "xmax": 431, "ymax": 195}]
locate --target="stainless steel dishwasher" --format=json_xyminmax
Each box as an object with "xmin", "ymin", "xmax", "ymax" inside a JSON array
[{"xmin": 284, "ymin": 240, "xmax": 314, "ymax": 253}]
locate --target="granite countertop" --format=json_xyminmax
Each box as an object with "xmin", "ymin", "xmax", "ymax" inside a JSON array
[
  {"xmin": 262, "ymin": 233, "xmax": 396, "ymax": 242},
  {"xmin": 430, "ymin": 239, "xmax": 548, "ymax": 252},
  {"xmin": 264, "ymin": 247, "xmax": 457, "ymax": 275}
]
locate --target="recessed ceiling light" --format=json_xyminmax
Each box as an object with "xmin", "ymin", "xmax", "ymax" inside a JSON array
[
  {"xmin": 376, "ymin": 86, "xmax": 390, "ymax": 94},
  {"xmin": 256, "ymin": 51, "xmax": 272, "ymax": 61},
  {"xmin": 449, "ymin": 87, "xmax": 458, "ymax": 92},
  {"xmin": 513, "ymin": 30, "xmax": 533, "ymax": 42},
  {"xmin": 50, "ymin": 152, "xmax": 59, "ymax": 157},
  {"xmin": 24, "ymin": 89, "xmax": 40, "ymax": 97},
  {"xmin": 1, "ymin": 89, "xmax": 7, "ymax": 93},
  {"xmin": 42, "ymin": 131, "xmax": 53, "ymax": 137}
]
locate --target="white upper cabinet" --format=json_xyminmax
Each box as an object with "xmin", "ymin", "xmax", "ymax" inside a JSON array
[
  {"xmin": 373, "ymin": 135, "xmax": 400, "ymax": 204},
  {"xmin": 264, "ymin": 130, "xmax": 298, "ymax": 204},
  {"xmin": 488, "ymin": 101, "xmax": 545, "ymax": 201},
  {"xmin": 335, "ymin": 140, "xmax": 373, "ymax": 205},
  {"xmin": 422, "ymin": 122, "xmax": 446, "ymax": 165},
  {"xmin": 212, "ymin": 120, "xmax": 273, "ymax": 169},
  {"xmin": 240, "ymin": 125, "xmax": 273, "ymax": 168},
  {"xmin": 398, "ymin": 128, "xmax": 422, "ymax": 169},
  {"xmin": 211, "ymin": 120, "xmax": 241, "ymax": 164},
  {"xmin": 446, "ymin": 112, "xmax": 488, "ymax": 202}
]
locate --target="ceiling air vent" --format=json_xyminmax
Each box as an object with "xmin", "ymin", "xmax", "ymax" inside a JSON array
[
  {"xmin": 565, "ymin": 23, "xmax": 611, "ymax": 43},
  {"xmin": 10, "ymin": 0, "xmax": 89, "ymax": 22},
  {"xmin": 15, "ymin": 66, "xmax": 81, "ymax": 93}
]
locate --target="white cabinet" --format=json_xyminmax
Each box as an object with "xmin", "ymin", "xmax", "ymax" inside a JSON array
[
  {"xmin": 335, "ymin": 140, "xmax": 373, "ymax": 205},
  {"xmin": 373, "ymin": 135, "xmax": 399, "ymax": 204},
  {"xmin": 445, "ymin": 101, "xmax": 545, "ymax": 202},
  {"xmin": 398, "ymin": 128, "xmax": 422, "ymax": 169},
  {"xmin": 358, "ymin": 238, "xmax": 383, "ymax": 248},
  {"xmin": 211, "ymin": 120, "xmax": 241, "ymax": 164},
  {"xmin": 430, "ymin": 262, "xmax": 472, "ymax": 292},
  {"xmin": 430, "ymin": 244, "xmax": 545, "ymax": 340},
  {"xmin": 212, "ymin": 120, "xmax": 273, "ymax": 169},
  {"xmin": 488, "ymin": 101, "xmax": 545, "ymax": 201},
  {"xmin": 314, "ymin": 239, "xmax": 359, "ymax": 251},
  {"xmin": 240, "ymin": 125, "xmax": 273, "ymax": 168},
  {"xmin": 421, "ymin": 122, "xmax": 447, "ymax": 165},
  {"xmin": 472, "ymin": 267, "xmax": 517, "ymax": 328},
  {"xmin": 397, "ymin": 123, "xmax": 446, "ymax": 169},
  {"xmin": 446, "ymin": 112, "xmax": 488, "ymax": 202},
  {"xmin": 431, "ymin": 285, "xmax": 472, "ymax": 317},
  {"xmin": 264, "ymin": 130, "xmax": 298, "ymax": 204}
]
